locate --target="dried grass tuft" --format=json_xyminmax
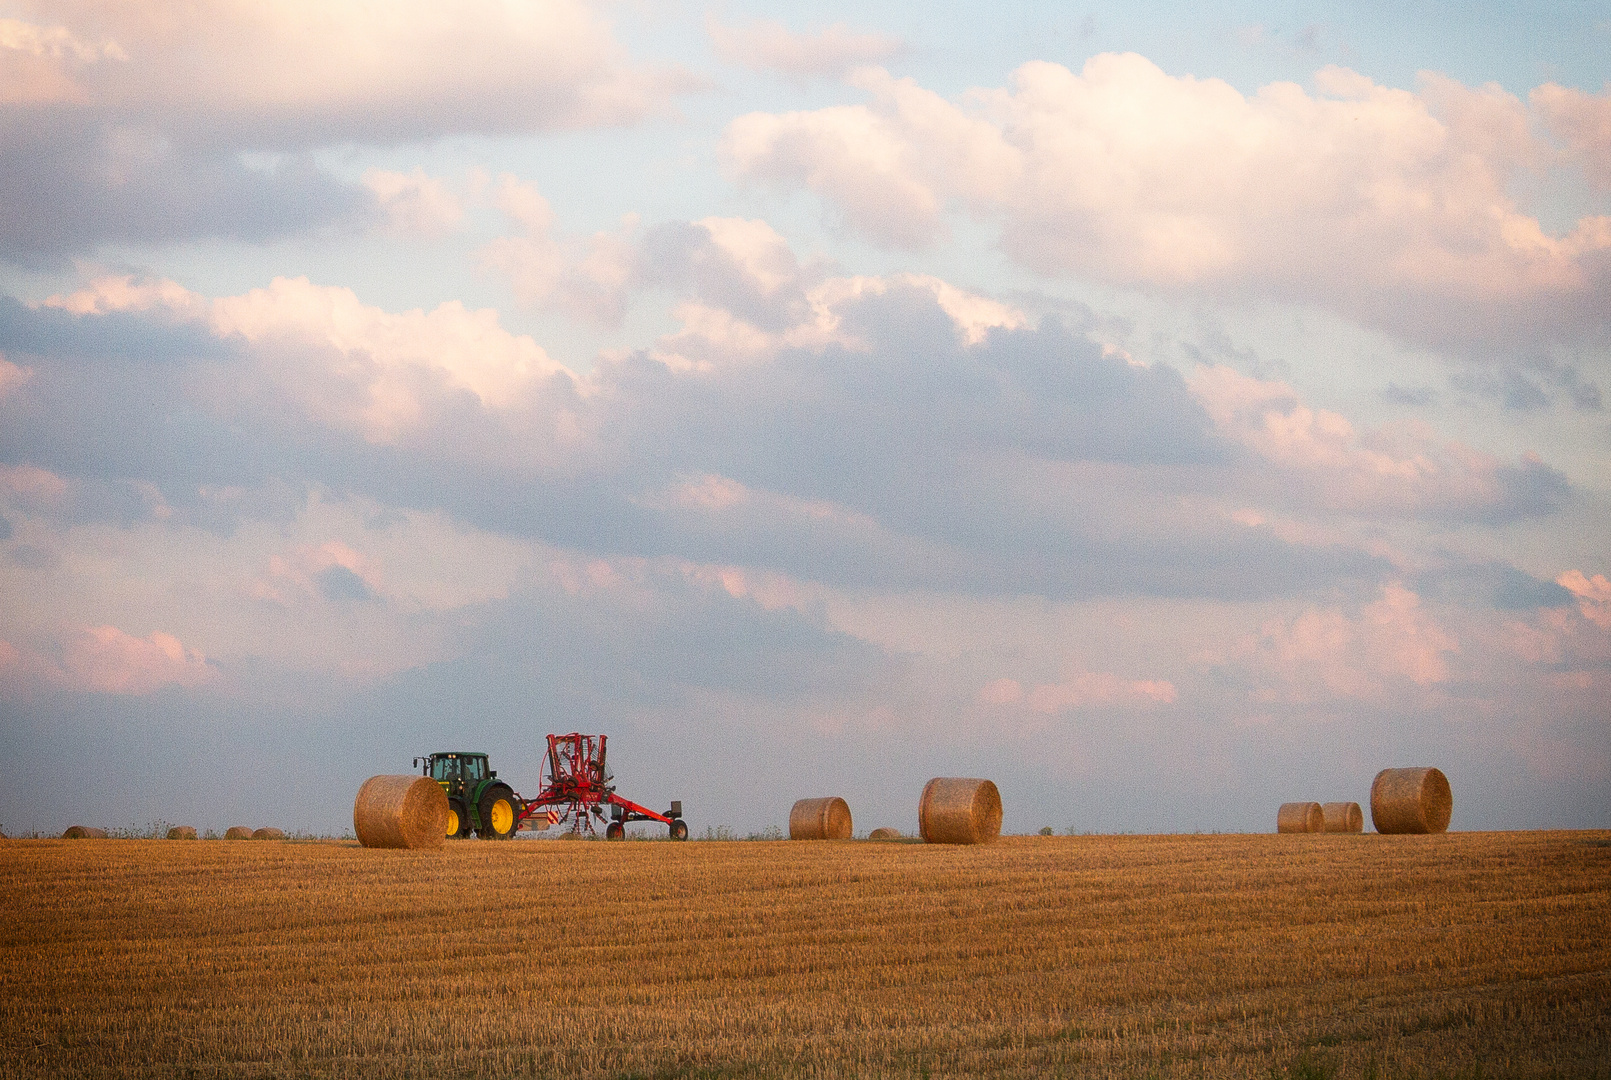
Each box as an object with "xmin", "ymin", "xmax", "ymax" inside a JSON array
[
  {"xmin": 1371, "ymin": 767, "xmax": 1452, "ymax": 834},
  {"xmin": 166, "ymin": 826, "xmax": 198, "ymax": 840},
  {"xmin": 223, "ymin": 826, "xmax": 254, "ymax": 840},
  {"xmin": 1321, "ymin": 802, "xmax": 1363, "ymax": 834},
  {"xmin": 867, "ymin": 827, "xmax": 901, "ymax": 840},
  {"xmin": 251, "ymin": 828, "xmax": 285, "ymax": 841},
  {"xmin": 788, "ymin": 797, "xmax": 853, "ymax": 840},
  {"xmin": 918, "ymin": 778, "xmax": 1002, "ymax": 845},
  {"xmin": 61, "ymin": 826, "xmax": 107, "ymax": 839},
  {"xmin": 354, "ymin": 775, "xmax": 448, "ymax": 850},
  {"xmin": 1277, "ymin": 802, "xmax": 1324, "ymax": 834}
]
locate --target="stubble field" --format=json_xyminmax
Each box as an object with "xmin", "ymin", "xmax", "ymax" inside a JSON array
[{"xmin": 1, "ymin": 831, "xmax": 1607, "ymax": 1079}]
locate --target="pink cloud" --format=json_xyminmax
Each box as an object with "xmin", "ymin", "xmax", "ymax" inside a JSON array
[
  {"xmin": 1532, "ymin": 82, "xmax": 1611, "ymax": 189},
  {"xmin": 1189, "ymin": 364, "xmax": 1561, "ymax": 519},
  {"xmin": 979, "ymin": 671, "xmax": 1177, "ymax": 711},
  {"xmin": 1225, "ymin": 584, "xmax": 1458, "ymax": 702},
  {"xmin": 47, "ymin": 626, "xmax": 216, "ymax": 695},
  {"xmin": 1558, "ymin": 570, "xmax": 1611, "ymax": 629}
]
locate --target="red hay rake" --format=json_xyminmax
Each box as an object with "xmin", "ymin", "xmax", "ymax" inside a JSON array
[{"xmin": 515, "ymin": 733, "xmax": 688, "ymax": 840}]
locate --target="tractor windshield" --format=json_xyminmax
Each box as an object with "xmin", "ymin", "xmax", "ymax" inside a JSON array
[
  {"xmin": 464, "ymin": 757, "xmax": 487, "ymax": 782},
  {"xmin": 431, "ymin": 757, "xmax": 458, "ymax": 781}
]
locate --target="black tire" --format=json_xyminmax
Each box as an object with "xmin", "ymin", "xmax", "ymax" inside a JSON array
[
  {"xmin": 446, "ymin": 799, "xmax": 473, "ymax": 839},
  {"xmin": 477, "ymin": 786, "xmax": 518, "ymax": 840},
  {"xmin": 670, "ymin": 819, "xmax": 689, "ymax": 841},
  {"xmin": 605, "ymin": 821, "xmax": 624, "ymax": 841}
]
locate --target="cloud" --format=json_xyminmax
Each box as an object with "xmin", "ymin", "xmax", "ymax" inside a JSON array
[
  {"xmin": 1532, "ymin": 82, "xmax": 1611, "ymax": 189},
  {"xmin": 708, "ymin": 16, "xmax": 903, "ymax": 79},
  {"xmin": 0, "ymin": 625, "xmax": 215, "ymax": 695},
  {"xmin": 1558, "ymin": 570, "xmax": 1611, "ymax": 629},
  {"xmin": 7, "ymin": 1, "xmax": 681, "ymax": 143},
  {"xmin": 0, "ymin": 2, "xmax": 692, "ymax": 264},
  {"xmin": 362, "ymin": 168, "xmax": 463, "ymax": 236},
  {"xmin": 979, "ymin": 672, "xmax": 1176, "ymax": 711},
  {"xmin": 46, "ymin": 273, "xmax": 573, "ymax": 444},
  {"xmin": 0, "ymin": 353, "xmax": 32, "ymax": 399},
  {"xmin": 480, "ymin": 174, "xmax": 641, "ymax": 325},
  {"xmin": 1213, "ymin": 584, "xmax": 1459, "ymax": 702},
  {"xmin": 723, "ymin": 55, "xmax": 1611, "ymax": 353},
  {"xmin": 1189, "ymin": 364, "xmax": 1571, "ymax": 522}
]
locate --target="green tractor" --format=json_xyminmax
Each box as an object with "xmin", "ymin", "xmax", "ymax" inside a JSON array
[{"xmin": 414, "ymin": 752, "xmax": 519, "ymax": 840}]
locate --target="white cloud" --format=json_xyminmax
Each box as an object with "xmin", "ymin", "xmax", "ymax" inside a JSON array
[
  {"xmin": 707, "ymin": 16, "xmax": 903, "ymax": 79},
  {"xmin": 723, "ymin": 54, "xmax": 1611, "ymax": 350},
  {"xmin": 45, "ymin": 273, "xmax": 572, "ymax": 444},
  {"xmin": 363, "ymin": 168, "xmax": 463, "ymax": 236},
  {"xmin": 0, "ymin": 16, "xmax": 124, "ymax": 104},
  {"xmin": 12, "ymin": 0, "xmax": 683, "ymax": 140},
  {"xmin": 1558, "ymin": 570, "xmax": 1611, "ymax": 629},
  {"xmin": 0, "ymin": 353, "xmax": 32, "ymax": 399},
  {"xmin": 0, "ymin": 625, "xmax": 215, "ymax": 696}
]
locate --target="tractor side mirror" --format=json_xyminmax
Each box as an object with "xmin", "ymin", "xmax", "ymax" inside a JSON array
[{"xmin": 670, "ymin": 801, "xmax": 682, "ymax": 819}]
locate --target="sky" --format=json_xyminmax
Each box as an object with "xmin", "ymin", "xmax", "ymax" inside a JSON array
[{"xmin": 1, "ymin": 1, "xmax": 1607, "ymax": 838}]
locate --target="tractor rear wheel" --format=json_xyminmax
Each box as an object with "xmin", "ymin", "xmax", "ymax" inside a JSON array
[
  {"xmin": 446, "ymin": 799, "xmax": 472, "ymax": 839},
  {"xmin": 605, "ymin": 821, "xmax": 624, "ymax": 841},
  {"xmin": 670, "ymin": 819, "xmax": 689, "ymax": 841},
  {"xmin": 478, "ymin": 786, "xmax": 518, "ymax": 840}
]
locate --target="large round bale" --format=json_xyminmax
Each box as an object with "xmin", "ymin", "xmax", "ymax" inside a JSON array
[
  {"xmin": 789, "ymin": 797, "xmax": 853, "ymax": 840},
  {"xmin": 918, "ymin": 777, "xmax": 1002, "ymax": 845},
  {"xmin": 251, "ymin": 827, "xmax": 285, "ymax": 840},
  {"xmin": 61, "ymin": 826, "xmax": 107, "ymax": 839},
  {"xmin": 1371, "ymin": 767, "xmax": 1452, "ymax": 834},
  {"xmin": 353, "ymin": 774, "xmax": 448, "ymax": 850},
  {"xmin": 166, "ymin": 826, "xmax": 198, "ymax": 840},
  {"xmin": 868, "ymin": 827, "xmax": 901, "ymax": 840},
  {"xmin": 1276, "ymin": 802, "xmax": 1324, "ymax": 833},
  {"xmin": 1322, "ymin": 802, "xmax": 1363, "ymax": 834},
  {"xmin": 223, "ymin": 826, "xmax": 253, "ymax": 840}
]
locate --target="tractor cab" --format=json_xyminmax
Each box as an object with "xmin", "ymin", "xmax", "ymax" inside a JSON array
[{"xmin": 416, "ymin": 751, "xmax": 493, "ymax": 799}]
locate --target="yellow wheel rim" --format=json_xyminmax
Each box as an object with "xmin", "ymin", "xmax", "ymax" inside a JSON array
[
  {"xmin": 445, "ymin": 807, "xmax": 460, "ymax": 837},
  {"xmin": 489, "ymin": 798, "xmax": 514, "ymax": 835}
]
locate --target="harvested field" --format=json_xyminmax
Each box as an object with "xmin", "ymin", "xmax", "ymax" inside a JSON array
[{"xmin": 0, "ymin": 832, "xmax": 1606, "ymax": 1079}]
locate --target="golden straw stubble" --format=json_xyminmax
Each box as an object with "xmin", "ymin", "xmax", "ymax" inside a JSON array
[
  {"xmin": 1321, "ymin": 802, "xmax": 1363, "ymax": 833},
  {"xmin": 918, "ymin": 777, "xmax": 1002, "ymax": 845},
  {"xmin": 353, "ymin": 774, "xmax": 448, "ymax": 850},
  {"xmin": 788, "ymin": 797, "xmax": 853, "ymax": 840},
  {"xmin": 1371, "ymin": 767, "xmax": 1452, "ymax": 834},
  {"xmin": 1277, "ymin": 802, "xmax": 1324, "ymax": 833}
]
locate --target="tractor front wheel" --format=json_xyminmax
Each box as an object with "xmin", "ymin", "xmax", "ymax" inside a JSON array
[
  {"xmin": 670, "ymin": 819, "xmax": 689, "ymax": 841},
  {"xmin": 478, "ymin": 787, "xmax": 518, "ymax": 840},
  {"xmin": 605, "ymin": 821, "xmax": 624, "ymax": 841}
]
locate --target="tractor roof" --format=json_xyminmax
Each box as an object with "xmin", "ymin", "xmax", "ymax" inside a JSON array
[{"xmin": 432, "ymin": 751, "xmax": 487, "ymax": 757}]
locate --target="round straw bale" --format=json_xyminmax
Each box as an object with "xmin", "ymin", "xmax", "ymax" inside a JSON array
[
  {"xmin": 867, "ymin": 827, "xmax": 901, "ymax": 840},
  {"xmin": 223, "ymin": 826, "xmax": 253, "ymax": 840},
  {"xmin": 61, "ymin": 826, "xmax": 107, "ymax": 839},
  {"xmin": 1321, "ymin": 802, "xmax": 1363, "ymax": 834},
  {"xmin": 166, "ymin": 826, "xmax": 198, "ymax": 840},
  {"xmin": 353, "ymin": 774, "xmax": 447, "ymax": 850},
  {"xmin": 251, "ymin": 827, "xmax": 285, "ymax": 840},
  {"xmin": 1276, "ymin": 802, "xmax": 1324, "ymax": 833},
  {"xmin": 789, "ymin": 797, "xmax": 853, "ymax": 840},
  {"xmin": 918, "ymin": 777, "xmax": 1002, "ymax": 845},
  {"xmin": 1370, "ymin": 767, "xmax": 1452, "ymax": 834}
]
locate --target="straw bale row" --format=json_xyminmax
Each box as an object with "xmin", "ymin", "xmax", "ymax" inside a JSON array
[
  {"xmin": 1277, "ymin": 768, "xmax": 1451, "ymax": 835},
  {"xmin": 785, "ymin": 777, "xmax": 1003, "ymax": 846}
]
